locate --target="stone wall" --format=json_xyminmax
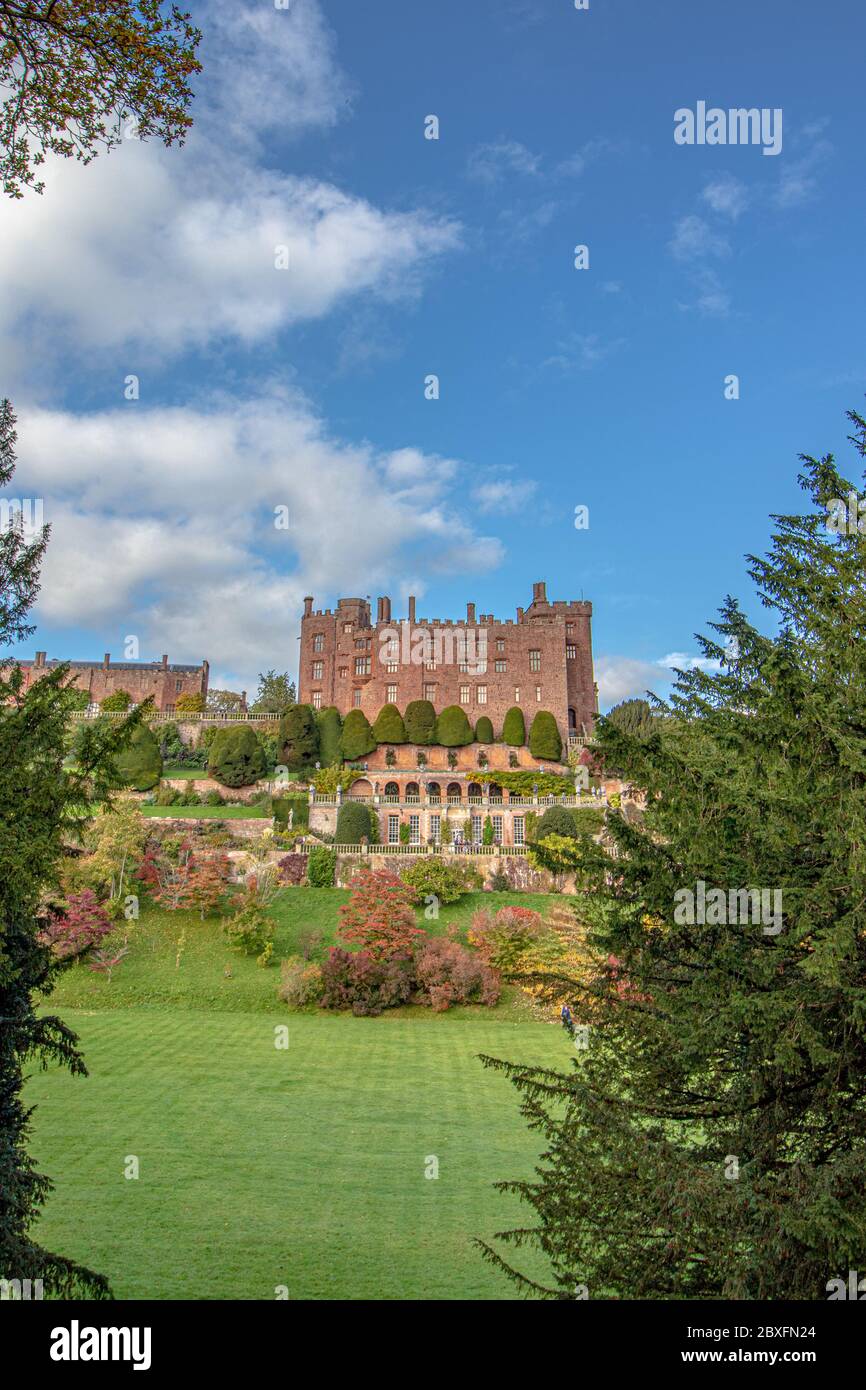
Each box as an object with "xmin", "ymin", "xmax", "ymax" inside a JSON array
[{"xmin": 8, "ymin": 652, "xmax": 209, "ymax": 712}]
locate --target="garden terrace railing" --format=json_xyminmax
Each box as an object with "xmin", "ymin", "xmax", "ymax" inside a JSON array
[{"xmin": 70, "ymin": 709, "xmax": 277, "ymax": 722}]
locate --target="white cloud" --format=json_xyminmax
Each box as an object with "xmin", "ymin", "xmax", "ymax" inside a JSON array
[
  {"xmin": 15, "ymin": 393, "xmax": 504, "ymax": 691},
  {"xmin": 701, "ymin": 175, "xmax": 749, "ymax": 220},
  {"xmin": 668, "ymin": 215, "xmax": 730, "ymax": 262},
  {"xmin": 466, "ymin": 141, "xmax": 542, "ymax": 185},
  {"xmin": 471, "ymin": 479, "xmax": 537, "ymax": 514},
  {"xmin": 596, "ymin": 650, "xmax": 720, "ymax": 710}
]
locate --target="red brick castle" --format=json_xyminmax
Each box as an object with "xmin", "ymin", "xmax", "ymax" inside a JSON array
[{"xmin": 298, "ymin": 581, "xmax": 597, "ymax": 745}]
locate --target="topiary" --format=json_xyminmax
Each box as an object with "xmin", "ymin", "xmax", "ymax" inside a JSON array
[
  {"xmin": 475, "ymin": 716, "xmax": 494, "ymax": 744},
  {"xmin": 502, "ymin": 706, "xmax": 526, "ymax": 746},
  {"xmin": 405, "ymin": 699, "xmax": 436, "ymax": 746},
  {"xmin": 278, "ymin": 704, "xmax": 319, "ymax": 771},
  {"xmin": 533, "ymin": 805, "xmax": 578, "ymax": 841},
  {"xmin": 340, "ymin": 708, "xmax": 376, "ymax": 760},
  {"xmin": 207, "ymin": 725, "xmax": 267, "ymax": 788},
  {"xmin": 115, "ymin": 724, "xmax": 163, "ymax": 791},
  {"xmin": 529, "ymin": 710, "xmax": 563, "ymax": 760},
  {"xmin": 336, "ymin": 800, "xmax": 377, "ymax": 845},
  {"xmin": 435, "ymin": 704, "xmax": 473, "ymax": 747},
  {"xmin": 372, "ymin": 703, "xmax": 407, "ymax": 744},
  {"xmin": 315, "ymin": 705, "xmax": 343, "ymax": 766}
]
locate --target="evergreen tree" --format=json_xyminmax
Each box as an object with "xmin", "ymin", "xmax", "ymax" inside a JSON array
[
  {"xmin": 340, "ymin": 709, "xmax": 376, "ymax": 760},
  {"xmin": 207, "ymin": 725, "xmax": 266, "ymax": 788},
  {"xmin": 502, "ymin": 706, "xmax": 526, "ymax": 746},
  {"xmin": 372, "ymin": 703, "xmax": 407, "ymax": 744},
  {"xmin": 605, "ymin": 697, "xmax": 654, "ymax": 738},
  {"xmin": 435, "ymin": 705, "xmax": 473, "ymax": 747},
  {"xmin": 316, "ymin": 706, "xmax": 343, "ymax": 767},
  {"xmin": 405, "ymin": 699, "xmax": 436, "ymax": 746},
  {"xmin": 278, "ymin": 704, "xmax": 319, "ymax": 770},
  {"xmin": 480, "ymin": 411, "xmax": 866, "ymax": 1300},
  {"xmin": 0, "ymin": 399, "xmax": 138, "ymax": 1298},
  {"xmin": 115, "ymin": 723, "xmax": 162, "ymax": 791},
  {"xmin": 528, "ymin": 710, "xmax": 562, "ymax": 760},
  {"xmin": 475, "ymin": 716, "xmax": 494, "ymax": 744}
]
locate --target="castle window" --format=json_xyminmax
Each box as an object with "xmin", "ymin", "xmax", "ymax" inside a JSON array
[
  {"xmin": 458, "ymin": 661, "xmax": 470, "ymax": 673},
  {"xmin": 460, "ymin": 685, "xmax": 470, "ymax": 705},
  {"xmin": 535, "ymin": 686, "xmax": 542, "ymax": 701},
  {"xmin": 529, "ymin": 650, "xmax": 541, "ymax": 672},
  {"xmin": 477, "ymin": 685, "xmax": 487, "ymax": 705},
  {"xmin": 424, "ymin": 683, "xmax": 436, "ymax": 701},
  {"xmin": 495, "ymin": 659, "xmax": 506, "ymax": 673},
  {"xmin": 566, "ymin": 623, "xmax": 574, "ymax": 634},
  {"xmin": 514, "ymin": 687, "xmax": 520, "ymax": 703},
  {"xmin": 566, "ymin": 644, "xmax": 576, "ymax": 660},
  {"xmin": 492, "ymin": 816, "xmax": 503, "ymax": 844},
  {"xmin": 339, "ymin": 667, "xmax": 348, "ymax": 679},
  {"xmin": 175, "ymin": 679, "xmax": 183, "ymax": 692},
  {"xmin": 312, "ymin": 661, "xmax": 323, "ymax": 680},
  {"xmin": 385, "ymin": 660, "xmax": 398, "ymax": 673},
  {"xmin": 430, "ymin": 815, "xmax": 441, "ymax": 843},
  {"xmin": 514, "ymin": 817, "xmax": 525, "ymax": 846},
  {"xmin": 426, "ymin": 660, "xmax": 437, "ymax": 671},
  {"xmin": 311, "ymin": 691, "xmax": 322, "ymax": 710},
  {"xmin": 354, "ymin": 656, "xmax": 371, "ymax": 676},
  {"xmin": 343, "ymin": 623, "xmax": 352, "ymax": 634},
  {"xmin": 496, "ymin": 639, "xmax": 505, "ymax": 654},
  {"xmin": 355, "ymin": 638, "xmax": 368, "ymax": 650},
  {"xmin": 313, "ymin": 633, "xmax": 324, "ymax": 652},
  {"xmin": 388, "ymin": 815, "xmax": 400, "ymax": 845},
  {"xmin": 353, "ymin": 689, "xmax": 362, "ymax": 708},
  {"xmin": 386, "ymin": 684, "xmax": 397, "ymax": 703},
  {"xmin": 409, "ymin": 815, "xmax": 420, "ymax": 844}
]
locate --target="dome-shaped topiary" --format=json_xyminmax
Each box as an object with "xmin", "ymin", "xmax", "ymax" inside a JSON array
[
  {"xmin": 533, "ymin": 805, "xmax": 578, "ymax": 841},
  {"xmin": 372, "ymin": 703, "xmax": 407, "ymax": 744},
  {"xmin": 336, "ymin": 800, "xmax": 378, "ymax": 845},
  {"xmin": 405, "ymin": 699, "xmax": 436, "ymax": 746},
  {"xmin": 529, "ymin": 710, "xmax": 562, "ymax": 760},
  {"xmin": 207, "ymin": 725, "xmax": 267, "ymax": 788},
  {"xmin": 475, "ymin": 715, "xmax": 494, "ymax": 744},
  {"xmin": 435, "ymin": 704, "xmax": 473, "ymax": 747},
  {"xmin": 502, "ymin": 706, "xmax": 526, "ymax": 746},
  {"xmin": 316, "ymin": 706, "xmax": 343, "ymax": 767},
  {"xmin": 340, "ymin": 708, "xmax": 377, "ymax": 760},
  {"xmin": 115, "ymin": 724, "xmax": 163, "ymax": 791}
]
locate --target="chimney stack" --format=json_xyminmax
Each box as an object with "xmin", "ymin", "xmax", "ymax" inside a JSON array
[
  {"xmin": 161, "ymin": 654, "xmax": 168, "ymax": 670},
  {"xmin": 467, "ymin": 602, "xmax": 476, "ymax": 624},
  {"xmin": 35, "ymin": 651, "xmax": 46, "ymax": 667},
  {"xmin": 516, "ymin": 607, "xmax": 524, "ymax": 622},
  {"xmin": 532, "ymin": 581, "xmax": 547, "ymax": 604},
  {"xmin": 303, "ymin": 596, "xmax": 313, "ymax": 618},
  {"xmin": 382, "ymin": 596, "xmax": 392, "ymax": 624},
  {"xmin": 103, "ymin": 653, "xmax": 110, "ymax": 669},
  {"xmin": 408, "ymin": 596, "xmax": 416, "ymax": 623}
]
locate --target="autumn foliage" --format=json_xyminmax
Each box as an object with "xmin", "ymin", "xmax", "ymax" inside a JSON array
[{"xmin": 338, "ymin": 869, "xmax": 425, "ymax": 960}]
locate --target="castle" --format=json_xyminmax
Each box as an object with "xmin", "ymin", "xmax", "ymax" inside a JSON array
[
  {"xmin": 8, "ymin": 652, "xmax": 209, "ymax": 713},
  {"xmin": 298, "ymin": 580, "xmax": 597, "ymax": 745}
]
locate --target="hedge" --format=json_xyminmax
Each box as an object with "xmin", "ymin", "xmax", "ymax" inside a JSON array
[
  {"xmin": 307, "ymin": 845, "xmax": 336, "ymax": 887},
  {"xmin": 533, "ymin": 805, "xmax": 578, "ymax": 840},
  {"xmin": 279, "ymin": 704, "xmax": 319, "ymax": 771},
  {"xmin": 207, "ymin": 725, "xmax": 267, "ymax": 788},
  {"xmin": 340, "ymin": 708, "xmax": 376, "ymax": 760},
  {"xmin": 316, "ymin": 706, "xmax": 343, "ymax": 767},
  {"xmin": 405, "ymin": 699, "xmax": 436, "ymax": 746},
  {"xmin": 475, "ymin": 716, "xmax": 494, "ymax": 744},
  {"xmin": 529, "ymin": 710, "xmax": 562, "ymax": 760},
  {"xmin": 336, "ymin": 801, "xmax": 379, "ymax": 844},
  {"xmin": 372, "ymin": 703, "xmax": 407, "ymax": 744},
  {"xmin": 435, "ymin": 704, "xmax": 473, "ymax": 747},
  {"xmin": 116, "ymin": 724, "xmax": 163, "ymax": 791},
  {"xmin": 502, "ymin": 706, "xmax": 526, "ymax": 746}
]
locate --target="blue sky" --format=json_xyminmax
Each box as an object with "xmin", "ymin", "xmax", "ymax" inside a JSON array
[{"xmin": 2, "ymin": 0, "xmax": 864, "ymax": 707}]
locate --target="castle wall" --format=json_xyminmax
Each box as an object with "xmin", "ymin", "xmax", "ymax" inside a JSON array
[
  {"xmin": 7, "ymin": 653, "xmax": 209, "ymax": 713},
  {"xmin": 298, "ymin": 581, "xmax": 596, "ymax": 744}
]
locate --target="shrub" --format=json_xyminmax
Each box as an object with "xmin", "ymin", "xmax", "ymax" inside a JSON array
[
  {"xmin": 435, "ymin": 704, "xmax": 473, "ymax": 747},
  {"xmin": 447, "ymin": 750, "xmax": 458, "ymax": 770},
  {"xmin": 475, "ymin": 716, "xmax": 494, "ymax": 744},
  {"xmin": 405, "ymin": 699, "xmax": 436, "ymax": 746},
  {"xmin": 401, "ymin": 858, "xmax": 471, "ymax": 906},
  {"xmin": 178, "ymin": 786, "xmax": 201, "ymax": 806},
  {"xmin": 223, "ymin": 903, "xmax": 273, "ymax": 957},
  {"xmin": 398, "ymin": 822, "xmax": 410, "ymax": 845},
  {"xmin": 414, "ymin": 937, "xmax": 500, "ymax": 1012},
  {"xmin": 277, "ymin": 853, "xmax": 307, "ymax": 886},
  {"xmin": 207, "ymin": 725, "xmax": 267, "ymax": 788},
  {"xmin": 307, "ymin": 845, "xmax": 336, "ymax": 887},
  {"xmin": 468, "ymin": 905, "xmax": 545, "ymax": 972},
  {"xmin": 502, "ymin": 706, "xmax": 526, "ymax": 746},
  {"xmin": 534, "ymin": 805, "xmax": 578, "ymax": 840},
  {"xmin": 336, "ymin": 800, "xmax": 377, "ymax": 845},
  {"xmin": 508, "ymin": 751, "xmax": 519, "ymax": 768},
  {"xmin": 155, "ymin": 783, "xmax": 180, "ymax": 806},
  {"xmin": 278, "ymin": 704, "xmax": 319, "ymax": 771},
  {"xmin": 37, "ymin": 890, "xmax": 114, "ymax": 961},
  {"xmin": 482, "ymin": 815, "xmax": 494, "ymax": 845},
  {"xmin": 385, "ymin": 748, "xmax": 397, "ymax": 767},
  {"xmin": 316, "ymin": 706, "xmax": 343, "ymax": 766},
  {"xmin": 203, "ymin": 789, "xmax": 224, "ymax": 806},
  {"xmin": 529, "ymin": 710, "xmax": 562, "ymax": 761},
  {"xmin": 571, "ymin": 806, "xmax": 605, "ymax": 834},
  {"xmin": 113, "ymin": 724, "xmax": 163, "ymax": 792},
  {"xmin": 372, "ymin": 703, "xmax": 406, "ymax": 744},
  {"xmin": 340, "ymin": 708, "xmax": 376, "ymax": 760},
  {"xmin": 278, "ymin": 956, "xmax": 324, "ymax": 1008},
  {"xmin": 338, "ymin": 869, "xmax": 424, "ymax": 959},
  {"xmin": 100, "ymin": 689, "xmax": 132, "ymax": 712},
  {"xmin": 320, "ymin": 947, "xmax": 415, "ymax": 1017},
  {"xmin": 487, "ymin": 866, "xmax": 511, "ymax": 892},
  {"xmin": 175, "ymin": 692, "xmax": 206, "ymax": 713}
]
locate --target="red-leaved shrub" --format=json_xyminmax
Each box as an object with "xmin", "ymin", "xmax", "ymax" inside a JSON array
[
  {"xmin": 319, "ymin": 947, "xmax": 415, "ymax": 1016},
  {"xmin": 414, "ymin": 936, "xmax": 500, "ymax": 1012},
  {"xmin": 277, "ymin": 853, "xmax": 307, "ymax": 886},
  {"xmin": 38, "ymin": 889, "xmax": 114, "ymax": 960}
]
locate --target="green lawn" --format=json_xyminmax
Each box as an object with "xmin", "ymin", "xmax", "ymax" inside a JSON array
[{"xmin": 28, "ymin": 888, "xmax": 571, "ymax": 1299}]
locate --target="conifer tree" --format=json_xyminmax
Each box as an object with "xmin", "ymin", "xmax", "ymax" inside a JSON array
[
  {"xmin": 480, "ymin": 411, "xmax": 866, "ymax": 1300},
  {"xmin": 0, "ymin": 400, "xmax": 139, "ymax": 1297}
]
